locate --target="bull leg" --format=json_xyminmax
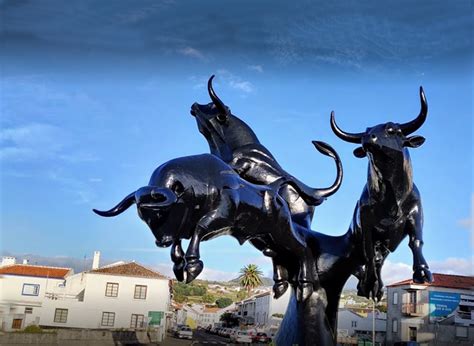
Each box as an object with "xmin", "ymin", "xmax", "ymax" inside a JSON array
[
  {"xmin": 250, "ymin": 238, "xmax": 289, "ymax": 299},
  {"xmin": 372, "ymin": 243, "xmax": 389, "ymax": 301},
  {"xmin": 406, "ymin": 209, "xmax": 433, "ymax": 283},
  {"xmin": 184, "ymin": 191, "xmax": 235, "ymax": 283},
  {"xmin": 170, "ymin": 241, "xmax": 185, "ymax": 282},
  {"xmin": 272, "ymin": 256, "xmax": 290, "ymax": 299},
  {"xmin": 274, "ymin": 205, "xmax": 316, "ymax": 302}
]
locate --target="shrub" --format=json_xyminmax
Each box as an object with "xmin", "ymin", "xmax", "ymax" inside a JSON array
[{"xmin": 23, "ymin": 325, "xmax": 43, "ymax": 333}]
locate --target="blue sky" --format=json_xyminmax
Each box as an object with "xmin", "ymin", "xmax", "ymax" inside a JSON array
[{"xmin": 1, "ymin": 0, "xmax": 472, "ymax": 285}]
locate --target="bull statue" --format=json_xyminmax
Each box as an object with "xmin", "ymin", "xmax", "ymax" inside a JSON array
[
  {"xmin": 93, "ymin": 147, "xmax": 340, "ymax": 302},
  {"xmin": 190, "ymin": 75, "xmax": 343, "ymax": 297},
  {"xmin": 330, "ymin": 86, "xmax": 433, "ymax": 300}
]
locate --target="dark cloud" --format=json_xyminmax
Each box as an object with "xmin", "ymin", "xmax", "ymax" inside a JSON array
[{"xmin": 1, "ymin": 0, "xmax": 471, "ymax": 71}]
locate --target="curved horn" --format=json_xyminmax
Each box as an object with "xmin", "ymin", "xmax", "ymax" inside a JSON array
[
  {"xmin": 93, "ymin": 191, "xmax": 136, "ymax": 217},
  {"xmin": 330, "ymin": 111, "xmax": 363, "ymax": 144},
  {"xmin": 148, "ymin": 187, "xmax": 178, "ymax": 207},
  {"xmin": 399, "ymin": 86, "xmax": 427, "ymax": 135},
  {"xmin": 207, "ymin": 75, "xmax": 228, "ymax": 117}
]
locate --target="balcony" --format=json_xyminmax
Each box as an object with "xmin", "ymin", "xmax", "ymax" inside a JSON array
[
  {"xmin": 402, "ymin": 303, "xmax": 424, "ymax": 316},
  {"xmin": 454, "ymin": 311, "xmax": 474, "ymax": 326}
]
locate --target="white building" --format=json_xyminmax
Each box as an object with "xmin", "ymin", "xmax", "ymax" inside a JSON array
[
  {"xmin": 0, "ymin": 261, "xmax": 72, "ymax": 331},
  {"xmin": 236, "ymin": 288, "xmax": 290, "ymax": 326},
  {"xmin": 197, "ymin": 304, "xmax": 236, "ymax": 328},
  {"xmin": 0, "ymin": 254, "xmax": 172, "ymax": 341},
  {"xmin": 386, "ymin": 273, "xmax": 474, "ymax": 345},
  {"xmin": 337, "ymin": 308, "xmax": 386, "ymax": 344}
]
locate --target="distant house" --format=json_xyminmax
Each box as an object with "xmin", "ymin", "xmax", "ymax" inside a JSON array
[
  {"xmin": 235, "ymin": 289, "xmax": 290, "ymax": 326},
  {"xmin": 0, "ymin": 260, "xmax": 72, "ymax": 331},
  {"xmin": 337, "ymin": 308, "xmax": 386, "ymax": 344},
  {"xmin": 386, "ymin": 273, "xmax": 474, "ymax": 345},
  {"xmin": 0, "ymin": 253, "xmax": 172, "ymax": 341},
  {"xmin": 197, "ymin": 304, "xmax": 236, "ymax": 328}
]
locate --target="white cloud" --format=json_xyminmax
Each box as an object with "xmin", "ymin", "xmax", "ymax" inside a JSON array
[
  {"xmin": 381, "ymin": 256, "xmax": 473, "ymax": 287},
  {"xmin": 429, "ymin": 257, "xmax": 473, "ymax": 276},
  {"xmin": 0, "ymin": 123, "xmax": 65, "ymax": 161},
  {"xmin": 178, "ymin": 47, "xmax": 207, "ymax": 61},
  {"xmin": 216, "ymin": 69, "xmax": 255, "ymax": 94},
  {"xmin": 248, "ymin": 65, "xmax": 264, "ymax": 73},
  {"xmin": 381, "ymin": 260, "xmax": 413, "ymax": 286}
]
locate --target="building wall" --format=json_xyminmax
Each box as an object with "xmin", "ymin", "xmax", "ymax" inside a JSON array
[
  {"xmin": 39, "ymin": 273, "xmax": 170, "ymax": 330},
  {"xmin": 387, "ymin": 285, "xmax": 474, "ymax": 346},
  {"xmin": 0, "ymin": 274, "xmax": 65, "ymax": 331}
]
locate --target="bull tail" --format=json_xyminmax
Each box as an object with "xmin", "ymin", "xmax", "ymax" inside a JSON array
[{"xmin": 286, "ymin": 141, "xmax": 343, "ymax": 206}]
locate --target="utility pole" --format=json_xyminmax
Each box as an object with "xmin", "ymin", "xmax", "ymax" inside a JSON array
[{"xmin": 372, "ymin": 300, "xmax": 376, "ymax": 346}]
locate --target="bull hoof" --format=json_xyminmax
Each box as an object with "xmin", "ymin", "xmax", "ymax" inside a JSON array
[
  {"xmin": 173, "ymin": 262, "xmax": 185, "ymax": 282},
  {"xmin": 272, "ymin": 281, "xmax": 289, "ymax": 299},
  {"xmin": 413, "ymin": 266, "xmax": 433, "ymax": 284},
  {"xmin": 185, "ymin": 260, "xmax": 203, "ymax": 283},
  {"xmin": 296, "ymin": 282, "xmax": 313, "ymax": 302}
]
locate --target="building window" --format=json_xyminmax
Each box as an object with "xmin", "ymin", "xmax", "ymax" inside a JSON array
[
  {"xmin": 54, "ymin": 308, "xmax": 68, "ymax": 323},
  {"xmin": 351, "ymin": 321, "xmax": 357, "ymax": 328},
  {"xmin": 105, "ymin": 283, "xmax": 119, "ymax": 297},
  {"xmin": 25, "ymin": 307, "xmax": 33, "ymax": 314},
  {"xmin": 130, "ymin": 314, "xmax": 144, "ymax": 328},
  {"xmin": 101, "ymin": 312, "xmax": 115, "ymax": 327},
  {"xmin": 393, "ymin": 291, "xmax": 398, "ymax": 305},
  {"xmin": 392, "ymin": 319, "xmax": 398, "ymax": 333},
  {"xmin": 134, "ymin": 285, "xmax": 147, "ymax": 299},
  {"xmin": 455, "ymin": 326, "xmax": 468, "ymax": 338},
  {"xmin": 12, "ymin": 319, "xmax": 22, "ymax": 329},
  {"xmin": 22, "ymin": 283, "xmax": 40, "ymax": 296},
  {"xmin": 409, "ymin": 326, "xmax": 417, "ymax": 341}
]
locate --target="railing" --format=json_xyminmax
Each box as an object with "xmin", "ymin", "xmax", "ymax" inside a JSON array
[
  {"xmin": 44, "ymin": 292, "xmax": 82, "ymax": 301},
  {"xmin": 402, "ymin": 303, "xmax": 423, "ymax": 316}
]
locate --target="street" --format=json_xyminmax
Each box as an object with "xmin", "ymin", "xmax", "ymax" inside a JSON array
[{"xmin": 161, "ymin": 330, "xmax": 235, "ymax": 345}]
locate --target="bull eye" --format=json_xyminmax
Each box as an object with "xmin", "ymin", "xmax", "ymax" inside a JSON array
[
  {"xmin": 396, "ymin": 129, "xmax": 403, "ymax": 136},
  {"xmin": 216, "ymin": 113, "xmax": 227, "ymax": 123},
  {"xmin": 387, "ymin": 127, "xmax": 395, "ymax": 134}
]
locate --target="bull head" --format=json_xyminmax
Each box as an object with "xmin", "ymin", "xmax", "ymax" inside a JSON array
[
  {"xmin": 190, "ymin": 75, "xmax": 259, "ymax": 162},
  {"xmin": 330, "ymin": 87, "xmax": 427, "ymax": 159},
  {"xmin": 93, "ymin": 187, "xmax": 178, "ymax": 247}
]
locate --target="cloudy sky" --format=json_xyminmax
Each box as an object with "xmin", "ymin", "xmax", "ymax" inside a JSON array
[{"xmin": 1, "ymin": 0, "xmax": 472, "ymax": 285}]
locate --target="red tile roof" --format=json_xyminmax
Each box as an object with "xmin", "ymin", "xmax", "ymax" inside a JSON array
[
  {"xmin": 203, "ymin": 307, "xmax": 221, "ymax": 313},
  {"xmin": 388, "ymin": 273, "xmax": 474, "ymax": 290},
  {"xmin": 0, "ymin": 265, "xmax": 71, "ymax": 279},
  {"xmin": 89, "ymin": 262, "xmax": 167, "ymax": 279}
]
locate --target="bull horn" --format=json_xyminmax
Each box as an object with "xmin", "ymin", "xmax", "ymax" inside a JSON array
[
  {"xmin": 93, "ymin": 192, "xmax": 136, "ymax": 217},
  {"xmin": 399, "ymin": 86, "xmax": 427, "ymax": 135},
  {"xmin": 149, "ymin": 188, "xmax": 178, "ymax": 207},
  {"xmin": 330, "ymin": 111, "xmax": 363, "ymax": 144},
  {"xmin": 207, "ymin": 75, "xmax": 228, "ymax": 118}
]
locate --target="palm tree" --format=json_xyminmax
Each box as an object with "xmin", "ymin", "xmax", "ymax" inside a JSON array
[{"xmin": 239, "ymin": 264, "xmax": 263, "ymax": 297}]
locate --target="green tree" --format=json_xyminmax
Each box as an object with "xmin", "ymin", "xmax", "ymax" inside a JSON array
[
  {"xmin": 238, "ymin": 264, "xmax": 263, "ymax": 297},
  {"xmin": 202, "ymin": 293, "xmax": 216, "ymax": 304},
  {"xmin": 216, "ymin": 297, "xmax": 233, "ymax": 308},
  {"xmin": 236, "ymin": 290, "xmax": 247, "ymax": 301},
  {"xmin": 174, "ymin": 293, "xmax": 187, "ymax": 303},
  {"xmin": 220, "ymin": 312, "xmax": 239, "ymax": 327}
]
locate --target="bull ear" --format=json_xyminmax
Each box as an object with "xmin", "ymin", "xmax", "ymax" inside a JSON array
[
  {"xmin": 353, "ymin": 147, "xmax": 366, "ymax": 158},
  {"xmin": 404, "ymin": 135, "xmax": 425, "ymax": 148}
]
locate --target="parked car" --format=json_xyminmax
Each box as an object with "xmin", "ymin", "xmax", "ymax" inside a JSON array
[
  {"xmin": 253, "ymin": 332, "xmax": 270, "ymax": 343},
  {"xmin": 175, "ymin": 326, "xmax": 193, "ymax": 339},
  {"xmin": 231, "ymin": 331, "xmax": 253, "ymax": 344}
]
